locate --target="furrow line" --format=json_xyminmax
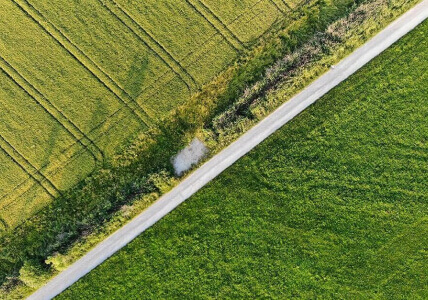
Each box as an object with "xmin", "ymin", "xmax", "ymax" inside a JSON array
[
  {"xmin": 0, "ymin": 55, "xmax": 104, "ymax": 166},
  {"xmin": 186, "ymin": 0, "xmax": 245, "ymax": 51},
  {"xmin": 100, "ymin": 0, "xmax": 197, "ymax": 91},
  {"xmin": 12, "ymin": 0, "xmax": 153, "ymax": 127},
  {"xmin": 269, "ymin": 0, "xmax": 291, "ymax": 14},
  {"xmin": 117, "ymin": 0, "xmax": 269, "ymax": 102},
  {"xmin": 0, "ymin": 135, "xmax": 59, "ymax": 198}
]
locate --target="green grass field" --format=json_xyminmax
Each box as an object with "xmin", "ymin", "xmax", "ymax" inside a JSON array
[
  {"xmin": 0, "ymin": 0, "xmax": 294, "ymax": 230},
  {"xmin": 58, "ymin": 20, "xmax": 428, "ymax": 299}
]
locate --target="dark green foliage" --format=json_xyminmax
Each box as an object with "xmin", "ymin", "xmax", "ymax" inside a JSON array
[{"xmin": 58, "ymin": 20, "xmax": 428, "ymax": 299}]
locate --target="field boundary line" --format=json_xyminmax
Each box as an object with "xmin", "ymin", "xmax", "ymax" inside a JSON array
[
  {"xmin": 0, "ymin": 135, "xmax": 59, "ymax": 199},
  {"xmin": 12, "ymin": 0, "xmax": 153, "ymax": 127},
  {"xmin": 99, "ymin": 0, "xmax": 197, "ymax": 90},
  {"xmin": 185, "ymin": 0, "xmax": 245, "ymax": 51},
  {"xmin": 0, "ymin": 56, "xmax": 104, "ymax": 166},
  {"xmin": 27, "ymin": 2, "xmax": 428, "ymax": 299}
]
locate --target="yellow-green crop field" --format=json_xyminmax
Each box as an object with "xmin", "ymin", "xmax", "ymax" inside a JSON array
[{"xmin": 0, "ymin": 0, "xmax": 301, "ymax": 230}]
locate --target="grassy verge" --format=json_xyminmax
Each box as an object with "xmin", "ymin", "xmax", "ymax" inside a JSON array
[
  {"xmin": 59, "ymin": 18, "xmax": 428, "ymax": 299},
  {"xmin": 0, "ymin": 0, "xmax": 420, "ymax": 298}
]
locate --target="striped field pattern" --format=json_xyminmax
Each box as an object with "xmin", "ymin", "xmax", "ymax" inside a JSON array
[{"xmin": 0, "ymin": 0, "xmax": 302, "ymax": 230}]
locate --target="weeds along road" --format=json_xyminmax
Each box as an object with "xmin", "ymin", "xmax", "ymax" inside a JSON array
[{"xmin": 28, "ymin": 1, "xmax": 428, "ymax": 299}]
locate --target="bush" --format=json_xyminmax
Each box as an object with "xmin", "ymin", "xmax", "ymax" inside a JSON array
[{"xmin": 18, "ymin": 261, "xmax": 51, "ymax": 289}]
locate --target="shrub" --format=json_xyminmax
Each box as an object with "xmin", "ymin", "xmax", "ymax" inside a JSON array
[{"xmin": 18, "ymin": 261, "xmax": 51, "ymax": 289}]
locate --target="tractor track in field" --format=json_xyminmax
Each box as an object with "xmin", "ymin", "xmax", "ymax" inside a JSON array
[
  {"xmin": 98, "ymin": 0, "xmax": 280, "ymax": 103},
  {"xmin": 99, "ymin": 0, "xmax": 197, "ymax": 91},
  {"xmin": 121, "ymin": 0, "xmax": 266, "ymax": 101},
  {"xmin": 0, "ymin": 168, "xmax": 36, "ymax": 215},
  {"xmin": 0, "ymin": 135, "xmax": 59, "ymax": 199},
  {"xmin": 269, "ymin": 0, "xmax": 291, "ymax": 15},
  {"xmin": 185, "ymin": 0, "xmax": 246, "ymax": 51},
  {"xmin": 0, "ymin": 107, "xmax": 129, "ymax": 231},
  {"xmin": 28, "ymin": 2, "xmax": 428, "ymax": 299},
  {"xmin": 0, "ymin": 178, "xmax": 47, "ymax": 231},
  {"xmin": 12, "ymin": 0, "xmax": 153, "ymax": 127},
  {"xmin": 0, "ymin": 55, "xmax": 104, "ymax": 166}
]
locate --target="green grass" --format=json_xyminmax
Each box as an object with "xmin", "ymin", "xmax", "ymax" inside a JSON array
[
  {"xmin": 23, "ymin": 0, "xmax": 169, "ymax": 92},
  {"xmin": 58, "ymin": 20, "xmax": 428, "ymax": 299},
  {"xmin": 0, "ymin": 0, "xmax": 286, "ymax": 231},
  {"xmin": 202, "ymin": 0, "xmax": 283, "ymax": 42}
]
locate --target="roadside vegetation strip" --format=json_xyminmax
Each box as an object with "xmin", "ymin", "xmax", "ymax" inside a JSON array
[
  {"xmin": 28, "ymin": 3, "xmax": 428, "ymax": 299},
  {"xmin": 99, "ymin": 0, "xmax": 197, "ymax": 91},
  {"xmin": 57, "ymin": 17, "xmax": 428, "ymax": 300},
  {"xmin": 185, "ymin": 0, "xmax": 246, "ymax": 51},
  {"xmin": 0, "ymin": 56, "xmax": 104, "ymax": 165},
  {"xmin": 12, "ymin": 0, "xmax": 153, "ymax": 127}
]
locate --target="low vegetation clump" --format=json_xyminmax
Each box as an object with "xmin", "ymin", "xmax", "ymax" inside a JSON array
[{"xmin": 58, "ymin": 19, "xmax": 428, "ymax": 299}]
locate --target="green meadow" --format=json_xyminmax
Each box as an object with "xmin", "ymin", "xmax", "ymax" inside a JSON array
[{"xmin": 59, "ymin": 20, "xmax": 428, "ymax": 299}]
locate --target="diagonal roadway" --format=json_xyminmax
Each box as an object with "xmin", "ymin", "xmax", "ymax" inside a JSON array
[{"xmin": 28, "ymin": 1, "xmax": 428, "ymax": 299}]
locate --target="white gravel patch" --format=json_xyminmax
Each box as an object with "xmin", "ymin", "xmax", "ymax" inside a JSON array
[{"xmin": 172, "ymin": 138, "xmax": 208, "ymax": 175}]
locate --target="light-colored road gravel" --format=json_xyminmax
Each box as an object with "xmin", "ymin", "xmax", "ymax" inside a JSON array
[{"xmin": 28, "ymin": 2, "xmax": 428, "ymax": 299}]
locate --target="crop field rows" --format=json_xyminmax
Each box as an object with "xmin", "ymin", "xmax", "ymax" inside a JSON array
[{"xmin": 0, "ymin": 0, "xmax": 305, "ymax": 230}]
